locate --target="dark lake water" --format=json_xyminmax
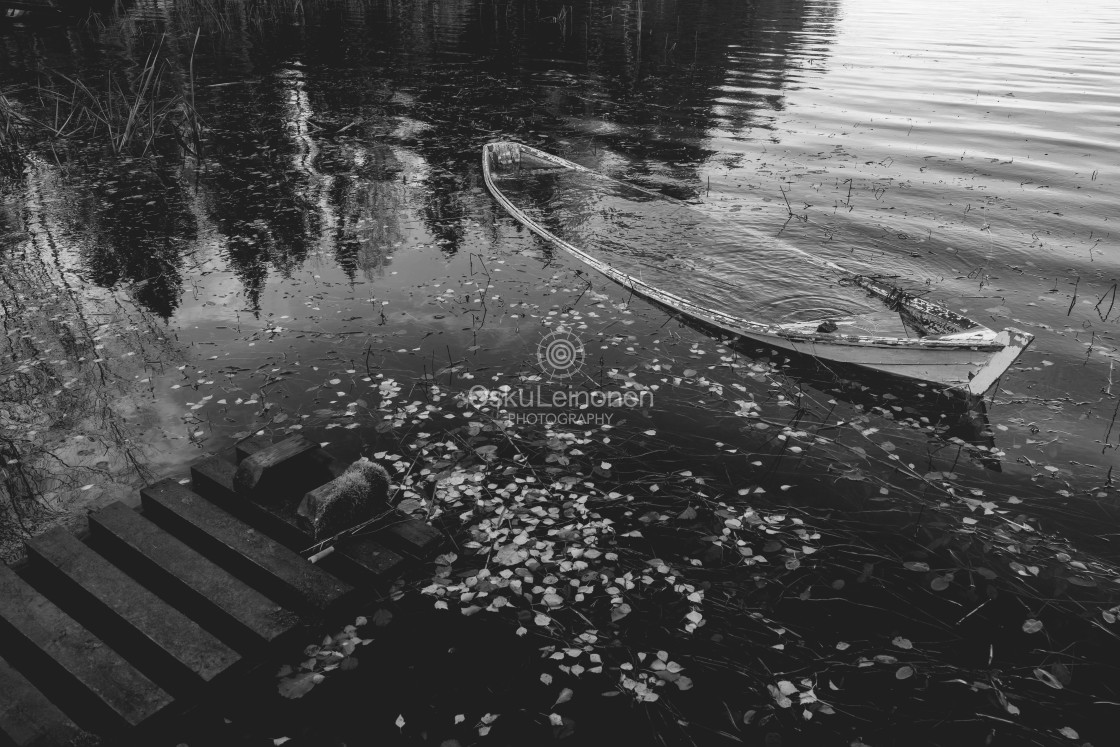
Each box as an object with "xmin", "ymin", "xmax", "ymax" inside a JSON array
[
  {"xmin": 3, "ymin": 0, "xmax": 1120, "ymax": 743},
  {"xmin": 4, "ymin": 0, "xmax": 1116, "ymax": 541},
  {"xmin": 1, "ymin": 0, "xmax": 1117, "ymax": 546}
]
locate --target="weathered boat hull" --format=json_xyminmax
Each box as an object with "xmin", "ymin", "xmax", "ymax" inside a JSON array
[
  {"xmin": 482, "ymin": 141, "xmax": 1033, "ymax": 397},
  {"xmin": 714, "ymin": 324, "xmax": 1031, "ymax": 394}
]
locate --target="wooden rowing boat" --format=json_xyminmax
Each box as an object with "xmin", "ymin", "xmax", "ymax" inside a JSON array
[{"xmin": 482, "ymin": 141, "xmax": 1033, "ymax": 398}]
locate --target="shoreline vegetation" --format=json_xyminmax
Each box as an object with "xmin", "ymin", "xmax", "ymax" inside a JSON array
[{"xmin": 2, "ymin": 0, "xmax": 1119, "ymax": 745}]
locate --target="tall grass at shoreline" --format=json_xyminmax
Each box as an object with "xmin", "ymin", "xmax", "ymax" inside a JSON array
[
  {"xmin": 11, "ymin": 32, "xmax": 203, "ymax": 160},
  {"xmin": 0, "ymin": 90, "xmax": 29, "ymax": 178}
]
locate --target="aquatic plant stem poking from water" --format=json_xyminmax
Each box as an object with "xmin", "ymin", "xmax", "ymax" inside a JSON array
[
  {"xmin": 21, "ymin": 33, "xmax": 203, "ymax": 158},
  {"xmin": 0, "ymin": 90, "xmax": 27, "ymax": 177}
]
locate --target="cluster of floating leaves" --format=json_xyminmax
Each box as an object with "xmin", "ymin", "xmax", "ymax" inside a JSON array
[
  {"xmin": 260, "ymin": 353, "xmax": 1120, "ymax": 744},
  {"xmin": 320, "ymin": 378, "xmax": 860, "ymax": 732},
  {"xmin": 276, "ymin": 613, "xmax": 379, "ymax": 700},
  {"xmin": 148, "ymin": 238, "xmax": 1116, "ymax": 744}
]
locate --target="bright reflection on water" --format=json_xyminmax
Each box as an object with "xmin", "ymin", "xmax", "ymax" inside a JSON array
[{"xmin": 0, "ymin": 0, "xmax": 1118, "ymax": 557}]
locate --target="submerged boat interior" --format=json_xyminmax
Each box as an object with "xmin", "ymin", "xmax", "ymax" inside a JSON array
[{"xmin": 484, "ymin": 141, "xmax": 1033, "ymax": 397}]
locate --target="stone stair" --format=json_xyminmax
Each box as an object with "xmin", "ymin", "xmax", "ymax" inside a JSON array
[{"xmin": 0, "ymin": 436, "xmax": 441, "ymax": 746}]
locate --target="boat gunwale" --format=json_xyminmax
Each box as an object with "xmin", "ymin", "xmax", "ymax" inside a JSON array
[{"xmin": 482, "ymin": 141, "xmax": 1007, "ymax": 354}]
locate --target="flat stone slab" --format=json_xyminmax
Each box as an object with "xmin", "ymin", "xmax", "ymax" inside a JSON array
[
  {"xmin": 89, "ymin": 502, "xmax": 300, "ymax": 650},
  {"xmin": 233, "ymin": 435, "xmax": 334, "ymax": 498},
  {"xmin": 0, "ymin": 654, "xmax": 88, "ymax": 747},
  {"xmin": 26, "ymin": 527, "xmax": 241, "ymax": 692},
  {"xmin": 235, "ymin": 434, "xmax": 346, "ymax": 480},
  {"xmin": 0, "ymin": 564, "xmax": 172, "ymax": 731},
  {"xmin": 140, "ymin": 479, "xmax": 354, "ymax": 614},
  {"xmin": 191, "ymin": 457, "xmax": 311, "ymax": 549}
]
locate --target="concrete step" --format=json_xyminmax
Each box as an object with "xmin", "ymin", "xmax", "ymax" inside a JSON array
[
  {"xmin": 230, "ymin": 436, "xmax": 440, "ymax": 559},
  {"xmin": 88, "ymin": 501, "xmax": 301, "ymax": 652},
  {"xmin": 140, "ymin": 479, "xmax": 355, "ymax": 615},
  {"xmin": 25, "ymin": 527, "xmax": 242, "ymax": 695},
  {"xmin": 0, "ymin": 654, "xmax": 88, "ymax": 747},
  {"xmin": 191, "ymin": 456, "xmax": 406, "ymax": 585},
  {"xmin": 0, "ymin": 564, "xmax": 172, "ymax": 732}
]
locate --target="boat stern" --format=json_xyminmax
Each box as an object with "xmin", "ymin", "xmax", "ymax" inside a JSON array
[{"xmin": 965, "ymin": 327, "xmax": 1034, "ymax": 397}]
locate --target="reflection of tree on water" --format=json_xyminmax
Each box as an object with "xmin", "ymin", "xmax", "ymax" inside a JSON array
[
  {"xmin": 325, "ymin": 142, "xmax": 410, "ymax": 282},
  {"xmin": 0, "ymin": 163, "xmax": 184, "ymax": 554},
  {"xmin": 201, "ymin": 78, "xmax": 315, "ymax": 314},
  {"xmin": 192, "ymin": 4, "xmax": 411, "ymax": 299},
  {"xmin": 359, "ymin": 0, "xmax": 837, "ymax": 247},
  {"xmin": 69, "ymin": 163, "xmax": 194, "ymax": 319},
  {"xmin": 4, "ymin": 0, "xmax": 839, "ymax": 303}
]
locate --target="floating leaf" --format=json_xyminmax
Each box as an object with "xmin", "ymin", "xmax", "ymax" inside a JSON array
[
  {"xmin": 892, "ymin": 636, "xmax": 913, "ymax": 650},
  {"xmin": 395, "ymin": 714, "xmax": 406, "ymax": 730},
  {"xmin": 278, "ymin": 672, "xmax": 321, "ymax": 699},
  {"xmin": 494, "ymin": 544, "xmax": 523, "ymax": 566},
  {"xmin": 1033, "ymin": 668, "xmax": 1063, "ymax": 690},
  {"xmin": 895, "ymin": 665, "xmax": 914, "ymax": 680},
  {"xmin": 903, "ymin": 561, "xmax": 930, "ymax": 572},
  {"xmin": 777, "ymin": 680, "xmax": 798, "ymax": 696},
  {"xmin": 930, "ymin": 576, "xmax": 951, "ymax": 591},
  {"xmin": 611, "ymin": 603, "xmax": 632, "ymax": 622},
  {"xmin": 1022, "ymin": 618, "xmax": 1044, "ymax": 634},
  {"xmin": 1059, "ymin": 727, "xmax": 1078, "ymax": 739},
  {"xmin": 553, "ymin": 687, "xmax": 574, "ymax": 706}
]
